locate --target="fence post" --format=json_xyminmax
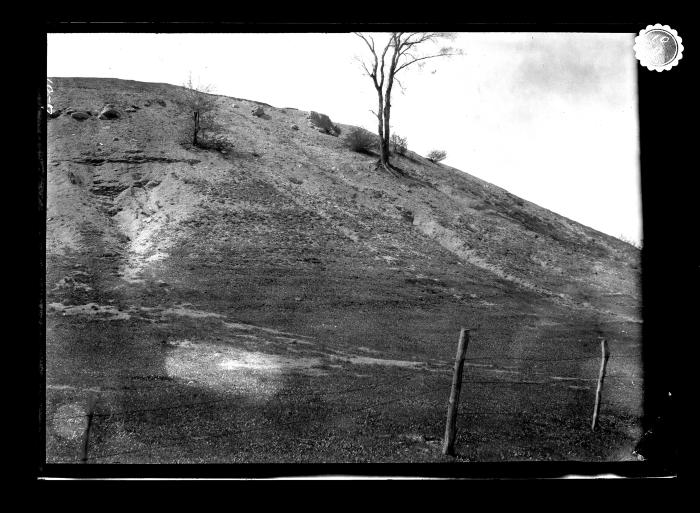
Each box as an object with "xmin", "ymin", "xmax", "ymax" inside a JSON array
[
  {"xmin": 81, "ymin": 393, "xmax": 98, "ymax": 463},
  {"xmin": 443, "ymin": 328, "xmax": 470, "ymax": 456},
  {"xmin": 591, "ymin": 338, "xmax": 610, "ymax": 431}
]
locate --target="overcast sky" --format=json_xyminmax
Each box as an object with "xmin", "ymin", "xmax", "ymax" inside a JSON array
[{"xmin": 47, "ymin": 32, "xmax": 641, "ymax": 244}]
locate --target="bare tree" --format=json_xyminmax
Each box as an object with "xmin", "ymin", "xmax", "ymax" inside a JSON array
[
  {"xmin": 354, "ymin": 32, "xmax": 461, "ymax": 176},
  {"xmin": 182, "ymin": 74, "xmax": 217, "ymax": 147}
]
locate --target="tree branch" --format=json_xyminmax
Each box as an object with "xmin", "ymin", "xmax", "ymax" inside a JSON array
[
  {"xmin": 356, "ymin": 57, "xmax": 373, "ymax": 79},
  {"xmin": 378, "ymin": 36, "xmax": 391, "ymax": 90},
  {"xmin": 398, "ymin": 32, "xmax": 437, "ymax": 55},
  {"xmin": 395, "ymin": 51, "xmax": 455, "ymax": 74},
  {"xmin": 355, "ymin": 33, "xmax": 381, "ymax": 89},
  {"xmin": 394, "ymin": 75, "xmax": 406, "ymax": 94},
  {"xmin": 355, "ymin": 32, "xmax": 375, "ymax": 54}
]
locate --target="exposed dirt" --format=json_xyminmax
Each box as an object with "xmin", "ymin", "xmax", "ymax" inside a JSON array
[{"xmin": 45, "ymin": 77, "xmax": 642, "ymax": 464}]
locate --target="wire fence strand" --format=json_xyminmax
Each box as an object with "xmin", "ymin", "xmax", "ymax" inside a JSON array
[
  {"xmin": 46, "ymin": 336, "xmax": 643, "ymax": 463},
  {"xmin": 84, "ymin": 375, "xmax": 441, "ymax": 462}
]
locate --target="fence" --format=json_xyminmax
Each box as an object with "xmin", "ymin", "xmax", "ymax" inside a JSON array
[{"xmin": 47, "ymin": 333, "xmax": 642, "ymax": 463}]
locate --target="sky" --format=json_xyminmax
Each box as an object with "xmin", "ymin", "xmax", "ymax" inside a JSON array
[{"xmin": 47, "ymin": 32, "xmax": 642, "ymax": 244}]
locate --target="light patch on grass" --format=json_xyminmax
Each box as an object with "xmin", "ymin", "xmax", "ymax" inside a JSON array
[
  {"xmin": 489, "ymin": 368, "xmax": 522, "ymax": 374},
  {"xmin": 223, "ymin": 321, "xmax": 315, "ymax": 341},
  {"xmin": 48, "ymin": 302, "xmax": 132, "ymax": 320},
  {"xmin": 145, "ymin": 251, "xmax": 169, "ymax": 263},
  {"xmin": 119, "ymin": 268, "xmax": 146, "ymax": 284},
  {"xmin": 47, "ymin": 384, "xmax": 102, "ymax": 393},
  {"xmin": 356, "ymin": 346, "xmax": 381, "ymax": 354},
  {"xmin": 329, "ymin": 354, "xmax": 425, "ymax": 368},
  {"xmin": 162, "ymin": 304, "xmax": 226, "ymax": 319},
  {"xmin": 164, "ymin": 342, "xmax": 327, "ymax": 398},
  {"xmin": 51, "ymin": 403, "xmax": 88, "ymax": 440},
  {"xmin": 218, "ymin": 352, "xmax": 324, "ymax": 373},
  {"xmin": 273, "ymin": 335, "xmax": 315, "ymax": 345}
]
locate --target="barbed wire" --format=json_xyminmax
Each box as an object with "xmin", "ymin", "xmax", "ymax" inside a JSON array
[
  {"xmin": 84, "ymin": 377, "xmax": 441, "ymax": 462},
  {"xmin": 53, "ymin": 372, "xmax": 422, "ymax": 422},
  {"xmin": 463, "ymin": 354, "xmax": 640, "ymax": 362},
  {"xmin": 81, "ymin": 376, "xmax": 640, "ymax": 463},
  {"xmin": 47, "ymin": 335, "xmax": 644, "ymax": 463},
  {"xmin": 48, "ymin": 370, "xmax": 643, "ymax": 463},
  {"xmin": 51, "ymin": 360, "xmax": 642, "ymax": 423},
  {"xmin": 424, "ymin": 363, "xmax": 641, "ymax": 381}
]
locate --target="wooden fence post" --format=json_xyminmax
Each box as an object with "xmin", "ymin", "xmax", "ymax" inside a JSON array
[
  {"xmin": 591, "ymin": 338, "xmax": 610, "ymax": 431},
  {"xmin": 81, "ymin": 393, "xmax": 98, "ymax": 463},
  {"xmin": 443, "ymin": 328, "xmax": 470, "ymax": 456}
]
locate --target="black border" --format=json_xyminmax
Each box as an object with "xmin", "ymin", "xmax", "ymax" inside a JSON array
[
  {"xmin": 30, "ymin": 14, "xmax": 689, "ymax": 482},
  {"xmin": 37, "ymin": 461, "xmax": 673, "ymax": 480}
]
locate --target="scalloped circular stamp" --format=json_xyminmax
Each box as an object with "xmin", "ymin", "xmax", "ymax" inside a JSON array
[{"xmin": 634, "ymin": 24, "xmax": 684, "ymax": 71}]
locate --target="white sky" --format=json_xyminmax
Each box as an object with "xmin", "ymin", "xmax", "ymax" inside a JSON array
[{"xmin": 47, "ymin": 32, "xmax": 641, "ymax": 244}]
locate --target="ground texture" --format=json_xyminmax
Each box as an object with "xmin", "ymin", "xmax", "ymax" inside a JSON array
[{"xmin": 45, "ymin": 78, "xmax": 642, "ymax": 464}]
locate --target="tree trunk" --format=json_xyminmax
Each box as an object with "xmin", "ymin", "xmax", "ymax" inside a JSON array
[
  {"xmin": 376, "ymin": 91, "xmax": 388, "ymax": 168},
  {"xmin": 382, "ymin": 101, "xmax": 391, "ymax": 168},
  {"xmin": 193, "ymin": 111, "xmax": 200, "ymax": 146},
  {"xmin": 383, "ymin": 81, "xmax": 393, "ymax": 157},
  {"xmin": 379, "ymin": 140, "xmax": 389, "ymax": 168},
  {"xmin": 380, "ymin": 62, "xmax": 397, "ymax": 172}
]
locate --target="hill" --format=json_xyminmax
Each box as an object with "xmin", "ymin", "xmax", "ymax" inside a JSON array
[{"xmin": 45, "ymin": 77, "xmax": 642, "ymax": 464}]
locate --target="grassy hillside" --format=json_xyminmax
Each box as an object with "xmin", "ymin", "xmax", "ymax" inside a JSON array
[{"xmin": 45, "ymin": 77, "xmax": 642, "ymax": 464}]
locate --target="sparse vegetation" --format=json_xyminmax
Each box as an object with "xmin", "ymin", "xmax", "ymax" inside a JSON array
[
  {"xmin": 427, "ymin": 150, "xmax": 447, "ymax": 163},
  {"xmin": 181, "ymin": 74, "xmax": 217, "ymax": 147},
  {"xmin": 196, "ymin": 133, "xmax": 235, "ymax": 154},
  {"xmin": 344, "ymin": 127, "xmax": 377, "ymax": 154},
  {"xmin": 618, "ymin": 234, "xmax": 642, "ymax": 249},
  {"xmin": 355, "ymin": 32, "xmax": 461, "ymax": 174},
  {"xmin": 391, "ymin": 133, "xmax": 408, "ymax": 156}
]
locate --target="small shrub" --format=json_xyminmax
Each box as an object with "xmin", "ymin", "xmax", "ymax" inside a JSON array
[
  {"xmin": 391, "ymin": 134, "xmax": 408, "ymax": 156},
  {"xmin": 427, "ymin": 150, "xmax": 447, "ymax": 163},
  {"xmin": 251, "ymin": 106, "xmax": 266, "ymax": 117},
  {"xmin": 344, "ymin": 127, "xmax": 377, "ymax": 154},
  {"xmin": 181, "ymin": 74, "xmax": 216, "ymax": 146},
  {"xmin": 195, "ymin": 133, "xmax": 234, "ymax": 153},
  {"xmin": 618, "ymin": 234, "xmax": 642, "ymax": 249}
]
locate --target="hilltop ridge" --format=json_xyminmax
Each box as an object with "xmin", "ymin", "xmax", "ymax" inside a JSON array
[{"xmin": 47, "ymin": 77, "xmax": 640, "ymax": 317}]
